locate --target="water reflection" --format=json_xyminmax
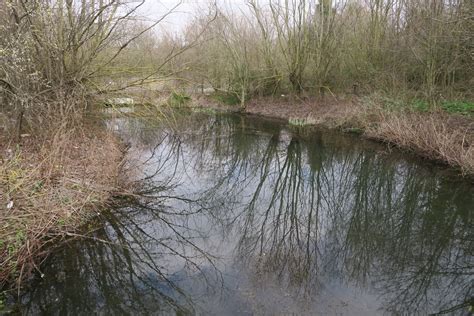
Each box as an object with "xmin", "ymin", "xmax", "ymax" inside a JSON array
[
  {"xmin": 16, "ymin": 112, "xmax": 474, "ymax": 315},
  {"xmin": 20, "ymin": 202, "xmax": 226, "ymax": 315}
]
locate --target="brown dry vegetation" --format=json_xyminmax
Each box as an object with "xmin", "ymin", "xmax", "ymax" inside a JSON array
[
  {"xmin": 161, "ymin": 0, "xmax": 473, "ymax": 105},
  {"xmin": 0, "ymin": 126, "xmax": 124, "ymax": 289},
  {"xmin": 366, "ymin": 111, "xmax": 474, "ymax": 175},
  {"xmin": 0, "ymin": 0, "xmax": 171, "ymax": 290}
]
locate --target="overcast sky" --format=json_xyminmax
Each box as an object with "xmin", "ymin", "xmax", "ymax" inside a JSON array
[{"xmin": 137, "ymin": 0, "xmax": 250, "ymax": 32}]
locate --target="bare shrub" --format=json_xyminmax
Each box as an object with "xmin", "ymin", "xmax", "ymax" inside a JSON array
[
  {"xmin": 169, "ymin": 0, "xmax": 473, "ymax": 102},
  {"xmin": 0, "ymin": 124, "xmax": 124, "ymax": 288},
  {"xmin": 366, "ymin": 112, "xmax": 474, "ymax": 174}
]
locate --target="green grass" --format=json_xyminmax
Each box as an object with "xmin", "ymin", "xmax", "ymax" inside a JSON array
[
  {"xmin": 440, "ymin": 101, "xmax": 474, "ymax": 116},
  {"xmin": 289, "ymin": 118, "xmax": 315, "ymax": 126},
  {"xmin": 381, "ymin": 97, "xmax": 473, "ymax": 116},
  {"xmin": 411, "ymin": 99, "xmax": 430, "ymax": 112},
  {"xmin": 410, "ymin": 99, "xmax": 474, "ymax": 116},
  {"xmin": 168, "ymin": 92, "xmax": 191, "ymax": 107}
]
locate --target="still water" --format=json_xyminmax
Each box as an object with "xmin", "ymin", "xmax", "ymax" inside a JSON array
[{"xmin": 14, "ymin": 112, "xmax": 474, "ymax": 315}]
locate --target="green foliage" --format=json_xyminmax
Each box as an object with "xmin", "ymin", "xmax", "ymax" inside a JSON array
[
  {"xmin": 15, "ymin": 230, "xmax": 25, "ymax": 244},
  {"xmin": 168, "ymin": 92, "xmax": 191, "ymax": 107},
  {"xmin": 6, "ymin": 229, "xmax": 26, "ymax": 257},
  {"xmin": 441, "ymin": 101, "xmax": 474, "ymax": 116},
  {"xmin": 3, "ymin": 228, "xmax": 26, "ymax": 264},
  {"xmin": 211, "ymin": 92, "xmax": 240, "ymax": 106},
  {"xmin": 364, "ymin": 94, "xmax": 474, "ymax": 118},
  {"xmin": 289, "ymin": 118, "xmax": 315, "ymax": 126},
  {"xmin": 379, "ymin": 97, "xmax": 406, "ymax": 111},
  {"xmin": 411, "ymin": 99, "xmax": 430, "ymax": 112},
  {"xmin": 403, "ymin": 99, "xmax": 474, "ymax": 115},
  {"xmin": 33, "ymin": 180, "xmax": 44, "ymax": 193},
  {"xmin": 0, "ymin": 291, "xmax": 5, "ymax": 312}
]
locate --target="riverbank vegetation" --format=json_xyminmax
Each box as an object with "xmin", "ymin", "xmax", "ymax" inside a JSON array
[
  {"xmin": 242, "ymin": 96, "xmax": 473, "ymax": 174},
  {"xmin": 155, "ymin": 0, "xmax": 472, "ymax": 102},
  {"xmin": 1, "ymin": 0, "xmax": 473, "ymax": 293},
  {"xmin": 0, "ymin": 127, "xmax": 123, "ymax": 289},
  {"xmin": 153, "ymin": 0, "xmax": 473, "ymax": 174},
  {"xmin": 0, "ymin": 0, "xmax": 179, "ymax": 289}
]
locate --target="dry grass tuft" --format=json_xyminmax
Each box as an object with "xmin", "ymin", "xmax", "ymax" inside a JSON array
[{"xmin": 0, "ymin": 126, "xmax": 124, "ymax": 289}]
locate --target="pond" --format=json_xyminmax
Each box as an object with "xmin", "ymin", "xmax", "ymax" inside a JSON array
[{"xmin": 12, "ymin": 111, "xmax": 474, "ymax": 315}]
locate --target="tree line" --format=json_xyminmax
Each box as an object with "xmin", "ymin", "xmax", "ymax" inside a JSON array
[{"xmin": 161, "ymin": 0, "xmax": 473, "ymax": 106}]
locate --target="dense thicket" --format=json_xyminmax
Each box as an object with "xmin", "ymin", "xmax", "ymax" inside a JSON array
[
  {"xmin": 164, "ymin": 0, "xmax": 473, "ymax": 105},
  {"xmin": 1, "ymin": 0, "xmax": 472, "ymax": 118},
  {"xmin": 0, "ymin": 0, "xmax": 176, "ymax": 140}
]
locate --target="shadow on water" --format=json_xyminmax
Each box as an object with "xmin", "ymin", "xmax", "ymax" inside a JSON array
[{"xmin": 11, "ymin": 112, "xmax": 474, "ymax": 315}]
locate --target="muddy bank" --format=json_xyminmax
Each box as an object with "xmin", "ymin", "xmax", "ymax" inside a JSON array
[
  {"xmin": 196, "ymin": 95, "xmax": 474, "ymax": 176},
  {"xmin": 0, "ymin": 126, "xmax": 125, "ymax": 290}
]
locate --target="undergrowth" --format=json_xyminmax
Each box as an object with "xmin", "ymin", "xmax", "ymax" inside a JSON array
[
  {"xmin": 210, "ymin": 92, "xmax": 240, "ymax": 106},
  {"xmin": 0, "ymin": 127, "xmax": 123, "ymax": 289},
  {"xmin": 242, "ymin": 94, "xmax": 474, "ymax": 176},
  {"xmin": 168, "ymin": 92, "xmax": 191, "ymax": 107},
  {"xmin": 377, "ymin": 96, "xmax": 474, "ymax": 116}
]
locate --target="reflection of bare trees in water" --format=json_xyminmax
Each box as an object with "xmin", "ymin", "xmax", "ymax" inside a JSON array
[
  {"xmin": 156, "ymin": 113, "xmax": 472, "ymax": 314},
  {"xmin": 22, "ymin": 113, "xmax": 473, "ymax": 314},
  {"xmin": 21, "ymin": 179, "xmax": 222, "ymax": 314},
  {"xmin": 21, "ymin": 197, "xmax": 225, "ymax": 315},
  {"xmin": 20, "ymin": 114, "xmax": 252, "ymax": 314},
  {"xmin": 334, "ymin": 153, "xmax": 473, "ymax": 314},
  {"xmin": 236, "ymin": 137, "xmax": 319, "ymax": 292}
]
